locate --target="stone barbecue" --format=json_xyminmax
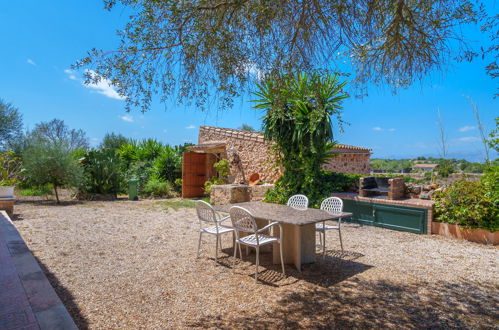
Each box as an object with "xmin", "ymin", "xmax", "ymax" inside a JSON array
[{"xmin": 359, "ymin": 176, "xmax": 405, "ymax": 200}]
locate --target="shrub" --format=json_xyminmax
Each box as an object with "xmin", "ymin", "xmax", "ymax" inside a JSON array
[
  {"xmin": 0, "ymin": 150, "xmax": 21, "ymax": 186},
  {"xmin": 265, "ymin": 170, "xmax": 361, "ymax": 208},
  {"xmin": 80, "ymin": 149, "xmax": 123, "ymax": 195},
  {"xmin": 125, "ymin": 161, "xmax": 154, "ymax": 195},
  {"xmin": 154, "ymin": 146, "xmax": 182, "ymax": 182},
  {"xmin": 19, "ymin": 186, "xmax": 53, "ymax": 197},
  {"xmin": 433, "ymin": 169, "xmax": 498, "ymax": 232},
  {"xmin": 143, "ymin": 178, "xmax": 176, "ymax": 198},
  {"xmin": 203, "ymin": 177, "xmax": 224, "ymax": 195},
  {"xmin": 203, "ymin": 158, "xmax": 230, "ymax": 195}
]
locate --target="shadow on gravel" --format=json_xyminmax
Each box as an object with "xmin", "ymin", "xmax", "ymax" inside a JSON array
[
  {"xmin": 215, "ymin": 247, "xmax": 371, "ymax": 288},
  {"xmin": 189, "ymin": 278, "xmax": 498, "ymax": 328},
  {"xmin": 14, "ymin": 199, "xmax": 85, "ymax": 207},
  {"xmin": 35, "ymin": 256, "xmax": 89, "ymax": 329}
]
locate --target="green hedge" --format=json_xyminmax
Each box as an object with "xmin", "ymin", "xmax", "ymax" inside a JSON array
[{"xmin": 433, "ymin": 165, "xmax": 498, "ymax": 232}]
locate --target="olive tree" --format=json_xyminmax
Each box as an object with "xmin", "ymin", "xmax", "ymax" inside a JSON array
[
  {"xmin": 0, "ymin": 99, "xmax": 23, "ymax": 150},
  {"xmin": 76, "ymin": 0, "xmax": 496, "ymax": 112},
  {"xmin": 22, "ymin": 140, "xmax": 84, "ymax": 203}
]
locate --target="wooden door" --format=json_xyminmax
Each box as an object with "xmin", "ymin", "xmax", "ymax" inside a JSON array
[{"xmin": 182, "ymin": 152, "xmax": 207, "ymax": 198}]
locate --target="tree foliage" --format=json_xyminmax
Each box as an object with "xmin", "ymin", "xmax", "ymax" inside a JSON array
[
  {"xmin": 76, "ymin": 0, "xmax": 495, "ymax": 111},
  {"xmin": 0, "ymin": 99, "xmax": 23, "ymax": 149},
  {"xmin": 80, "ymin": 148, "xmax": 123, "ymax": 195},
  {"xmin": 22, "ymin": 140, "xmax": 84, "ymax": 203},
  {"xmin": 29, "ymin": 119, "xmax": 89, "ymax": 151},
  {"xmin": 255, "ymin": 72, "xmax": 348, "ymax": 206},
  {"xmin": 100, "ymin": 132, "xmax": 129, "ymax": 150}
]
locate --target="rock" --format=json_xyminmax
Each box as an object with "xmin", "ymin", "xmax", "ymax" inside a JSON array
[
  {"xmin": 429, "ymin": 183, "xmax": 438, "ymax": 190},
  {"xmin": 408, "ymin": 184, "xmax": 421, "ymax": 194},
  {"xmin": 420, "ymin": 193, "xmax": 431, "ymax": 200}
]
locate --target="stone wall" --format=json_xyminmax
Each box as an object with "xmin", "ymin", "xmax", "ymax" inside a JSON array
[
  {"xmin": 199, "ymin": 127, "xmax": 281, "ymax": 183},
  {"xmin": 322, "ymin": 152, "xmax": 371, "ymax": 175},
  {"xmin": 199, "ymin": 126, "xmax": 371, "ymax": 183}
]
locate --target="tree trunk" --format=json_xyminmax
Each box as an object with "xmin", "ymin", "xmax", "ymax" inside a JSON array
[{"xmin": 53, "ymin": 184, "xmax": 60, "ymax": 204}]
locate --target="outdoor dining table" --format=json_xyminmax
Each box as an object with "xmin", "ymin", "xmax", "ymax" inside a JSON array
[{"xmin": 214, "ymin": 201, "xmax": 353, "ymax": 270}]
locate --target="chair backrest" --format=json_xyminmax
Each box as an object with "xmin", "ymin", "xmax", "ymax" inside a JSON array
[
  {"xmin": 195, "ymin": 200, "xmax": 218, "ymax": 223},
  {"xmin": 320, "ymin": 197, "xmax": 343, "ymax": 214},
  {"xmin": 229, "ymin": 206, "xmax": 257, "ymax": 233},
  {"xmin": 287, "ymin": 194, "xmax": 309, "ymax": 210}
]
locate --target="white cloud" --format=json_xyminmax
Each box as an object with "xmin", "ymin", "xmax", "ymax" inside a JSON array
[
  {"xmin": 373, "ymin": 127, "xmax": 396, "ymax": 132},
  {"xmin": 119, "ymin": 114, "xmax": 134, "ymax": 123},
  {"xmin": 27, "ymin": 59, "xmax": 36, "ymax": 66},
  {"xmin": 459, "ymin": 126, "xmax": 476, "ymax": 132},
  {"xmin": 458, "ymin": 136, "xmax": 480, "ymax": 142},
  {"xmin": 185, "ymin": 125, "xmax": 196, "ymax": 129},
  {"xmin": 84, "ymin": 70, "xmax": 125, "ymax": 100},
  {"xmin": 64, "ymin": 69, "xmax": 77, "ymax": 80}
]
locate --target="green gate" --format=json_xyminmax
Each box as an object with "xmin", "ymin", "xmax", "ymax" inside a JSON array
[{"xmin": 342, "ymin": 199, "xmax": 427, "ymax": 234}]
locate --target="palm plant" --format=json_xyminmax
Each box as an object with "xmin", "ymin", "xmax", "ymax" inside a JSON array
[{"xmin": 253, "ymin": 72, "xmax": 348, "ymax": 204}]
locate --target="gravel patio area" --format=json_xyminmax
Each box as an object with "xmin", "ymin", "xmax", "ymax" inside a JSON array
[{"xmin": 11, "ymin": 196, "xmax": 499, "ymax": 329}]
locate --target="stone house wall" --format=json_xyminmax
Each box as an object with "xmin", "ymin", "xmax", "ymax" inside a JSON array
[
  {"xmin": 322, "ymin": 152, "xmax": 371, "ymax": 175},
  {"xmin": 198, "ymin": 126, "xmax": 371, "ymax": 183},
  {"xmin": 198, "ymin": 126, "xmax": 281, "ymax": 183}
]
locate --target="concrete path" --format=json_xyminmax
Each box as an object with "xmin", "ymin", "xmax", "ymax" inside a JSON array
[{"xmin": 0, "ymin": 211, "xmax": 77, "ymax": 330}]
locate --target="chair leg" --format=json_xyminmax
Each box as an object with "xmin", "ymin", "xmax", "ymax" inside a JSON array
[
  {"xmin": 219, "ymin": 235, "xmax": 223, "ymax": 252},
  {"xmin": 255, "ymin": 246, "xmax": 260, "ymax": 283},
  {"xmin": 196, "ymin": 232, "xmax": 202, "ymax": 259},
  {"xmin": 238, "ymin": 243, "xmax": 243, "ymax": 260},
  {"xmin": 322, "ymin": 231, "xmax": 326, "ymax": 259},
  {"xmin": 215, "ymin": 235, "xmax": 219, "ymax": 261},
  {"xmin": 338, "ymin": 229, "xmax": 344, "ymax": 252},
  {"xmin": 319, "ymin": 230, "xmax": 322, "ymax": 247},
  {"xmin": 279, "ymin": 241, "xmax": 285, "ymax": 276}
]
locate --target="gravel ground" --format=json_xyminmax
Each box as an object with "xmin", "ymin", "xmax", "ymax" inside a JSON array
[{"xmin": 12, "ymin": 196, "xmax": 499, "ymax": 329}]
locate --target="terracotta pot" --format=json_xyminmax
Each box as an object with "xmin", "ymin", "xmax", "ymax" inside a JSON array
[
  {"xmin": 248, "ymin": 173, "xmax": 260, "ymax": 186},
  {"xmin": 431, "ymin": 222, "xmax": 498, "ymax": 245},
  {"xmin": 0, "ymin": 186, "xmax": 14, "ymax": 198}
]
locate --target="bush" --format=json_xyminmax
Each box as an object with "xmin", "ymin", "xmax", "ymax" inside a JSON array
[
  {"xmin": 265, "ymin": 170, "xmax": 361, "ymax": 208},
  {"xmin": 203, "ymin": 177, "xmax": 224, "ymax": 195},
  {"xmin": 19, "ymin": 186, "xmax": 53, "ymax": 197},
  {"xmin": 154, "ymin": 146, "xmax": 182, "ymax": 182},
  {"xmin": 433, "ymin": 168, "xmax": 498, "ymax": 232},
  {"xmin": 123, "ymin": 161, "xmax": 151, "ymax": 193},
  {"xmin": 143, "ymin": 178, "xmax": 176, "ymax": 198},
  {"xmin": 80, "ymin": 149, "xmax": 123, "ymax": 195},
  {"xmin": 0, "ymin": 150, "xmax": 21, "ymax": 186}
]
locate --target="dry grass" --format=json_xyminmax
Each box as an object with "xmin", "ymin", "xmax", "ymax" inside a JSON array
[{"xmin": 12, "ymin": 196, "xmax": 499, "ymax": 329}]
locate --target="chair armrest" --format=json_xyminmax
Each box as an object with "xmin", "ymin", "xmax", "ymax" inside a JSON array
[
  {"xmin": 216, "ymin": 215, "xmax": 231, "ymax": 224},
  {"xmin": 257, "ymin": 221, "xmax": 280, "ymax": 233}
]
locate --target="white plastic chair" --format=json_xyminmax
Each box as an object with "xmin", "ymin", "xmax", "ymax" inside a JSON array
[
  {"xmin": 287, "ymin": 194, "xmax": 309, "ymax": 210},
  {"xmin": 196, "ymin": 200, "xmax": 234, "ymax": 261},
  {"xmin": 316, "ymin": 197, "xmax": 344, "ymax": 257},
  {"xmin": 229, "ymin": 206, "xmax": 285, "ymax": 283}
]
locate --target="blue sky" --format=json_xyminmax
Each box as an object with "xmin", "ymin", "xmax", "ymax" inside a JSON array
[{"xmin": 1, "ymin": 1, "xmax": 497, "ymax": 161}]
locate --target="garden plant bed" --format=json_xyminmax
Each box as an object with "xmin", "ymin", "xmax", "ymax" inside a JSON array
[
  {"xmin": 10, "ymin": 195, "xmax": 499, "ymax": 329},
  {"xmin": 431, "ymin": 222, "xmax": 498, "ymax": 245}
]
